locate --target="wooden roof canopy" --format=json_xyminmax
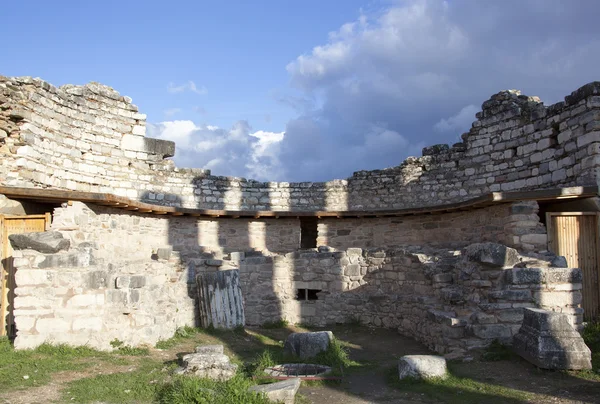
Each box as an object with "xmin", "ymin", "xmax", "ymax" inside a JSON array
[{"xmin": 0, "ymin": 186, "xmax": 597, "ymax": 219}]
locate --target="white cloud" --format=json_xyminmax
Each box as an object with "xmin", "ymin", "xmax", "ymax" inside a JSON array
[
  {"xmin": 167, "ymin": 80, "xmax": 208, "ymax": 95},
  {"xmin": 434, "ymin": 104, "xmax": 479, "ymax": 134},
  {"xmin": 274, "ymin": 0, "xmax": 600, "ymax": 181},
  {"xmin": 147, "ymin": 120, "xmax": 285, "ymax": 181},
  {"xmin": 150, "ymin": 0, "xmax": 600, "ymax": 182}
]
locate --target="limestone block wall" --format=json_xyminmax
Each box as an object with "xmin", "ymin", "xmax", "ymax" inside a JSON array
[
  {"xmin": 200, "ymin": 245, "xmax": 583, "ymax": 358},
  {"xmin": 11, "ymin": 245, "xmax": 197, "ymax": 350},
  {"xmin": 51, "ymin": 202, "xmax": 301, "ymax": 256},
  {"xmin": 318, "ymin": 201, "xmax": 548, "ymax": 253},
  {"xmin": 1, "ymin": 75, "xmax": 599, "ymax": 211}
]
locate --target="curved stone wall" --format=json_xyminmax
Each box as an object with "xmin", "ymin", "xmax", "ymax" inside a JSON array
[{"xmin": 1, "ymin": 75, "xmax": 599, "ymax": 211}]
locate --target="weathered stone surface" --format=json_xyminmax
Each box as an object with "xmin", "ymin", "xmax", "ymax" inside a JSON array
[
  {"xmin": 195, "ymin": 344, "xmax": 223, "ymax": 354},
  {"xmin": 9, "ymin": 232, "xmax": 70, "ymax": 254},
  {"xmin": 175, "ymin": 345, "xmax": 238, "ymax": 381},
  {"xmin": 550, "ymin": 256, "xmax": 568, "ymax": 268},
  {"xmin": 0, "ymin": 195, "xmax": 25, "ymax": 215},
  {"xmin": 465, "ymin": 243, "xmax": 520, "ymax": 268},
  {"xmin": 248, "ymin": 378, "xmax": 301, "ymax": 404},
  {"xmin": 156, "ymin": 247, "xmax": 172, "ymax": 260},
  {"xmin": 284, "ymin": 331, "xmax": 334, "ymax": 359},
  {"xmin": 513, "ymin": 308, "xmax": 592, "ymax": 370},
  {"xmin": 398, "ymin": 355, "xmax": 447, "ymax": 380}
]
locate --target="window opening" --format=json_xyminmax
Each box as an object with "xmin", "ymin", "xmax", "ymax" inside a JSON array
[
  {"xmin": 296, "ymin": 288, "xmax": 321, "ymax": 301},
  {"xmin": 300, "ymin": 217, "xmax": 318, "ymax": 248}
]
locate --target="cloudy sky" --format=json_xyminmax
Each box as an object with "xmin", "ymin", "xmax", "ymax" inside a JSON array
[{"xmin": 3, "ymin": 0, "xmax": 600, "ymax": 181}]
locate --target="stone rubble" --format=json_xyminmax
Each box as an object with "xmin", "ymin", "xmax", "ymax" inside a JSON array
[
  {"xmin": 248, "ymin": 378, "xmax": 301, "ymax": 404},
  {"xmin": 174, "ymin": 344, "xmax": 238, "ymax": 381}
]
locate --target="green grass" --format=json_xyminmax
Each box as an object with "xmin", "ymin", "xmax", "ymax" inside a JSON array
[
  {"xmin": 156, "ymin": 326, "xmax": 203, "ymax": 349},
  {"xmin": 260, "ymin": 319, "xmax": 289, "ymax": 329},
  {"xmin": 386, "ymin": 366, "xmax": 533, "ymax": 404},
  {"xmin": 0, "ymin": 337, "xmax": 113, "ymax": 391},
  {"xmin": 247, "ymin": 337, "xmax": 360, "ymax": 380},
  {"xmin": 109, "ymin": 338, "xmax": 150, "ymax": 356},
  {"xmin": 576, "ymin": 321, "xmax": 600, "ymax": 381},
  {"xmin": 64, "ymin": 358, "xmax": 169, "ymax": 403},
  {"xmin": 157, "ymin": 374, "xmax": 271, "ymax": 404}
]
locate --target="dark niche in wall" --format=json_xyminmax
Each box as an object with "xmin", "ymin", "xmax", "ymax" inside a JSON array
[
  {"xmin": 296, "ymin": 288, "xmax": 321, "ymax": 301},
  {"xmin": 300, "ymin": 217, "xmax": 318, "ymax": 248}
]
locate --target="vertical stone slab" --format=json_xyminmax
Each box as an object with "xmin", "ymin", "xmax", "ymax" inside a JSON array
[{"xmin": 196, "ymin": 269, "xmax": 245, "ymax": 329}]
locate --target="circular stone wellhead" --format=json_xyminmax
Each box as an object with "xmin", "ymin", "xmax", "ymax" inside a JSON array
[{"xmin": 264, "ymin": 363, "xmax": 332, "ymax": 378}]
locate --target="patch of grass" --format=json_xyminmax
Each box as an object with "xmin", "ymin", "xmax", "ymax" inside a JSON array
[
  {"xmin": 312, "ymin": 338, "xmax": 359, "ymax": 370},
  {"xmin": 156, "ymin": 326, "xmax": 203, "ymax": 349},
  {"xmin": 248, "ymin": 331, "xmax": 281, "ymax": 347},
  {"xmin": 110, "ymin": 338, "xmax": 150, "ymax": 356},
  {"xmin": 64, "ymin": 358, "xmax": 168, "ymax": 403},
  {"xmin": 481, "ymin": 340, "xmax": 514, "ymax": 362},
  {"xmin": 575, "ymin": 321, "xmax": 600, "ymax": 380},
  {"xmin": 260, "ymin": 319, "xmax": 289, "ymax": 329},
  {"xmin": 0, "ymin": 337, "xmax": 110, "ymax": 391},
  {"xmin": 157, "ymin": 374, "xmax": 271, "ymax": 404},
  {"xmin": 385, "ymin": 366, "xmax": 533, "ymax": 404},
  {"xmin": 246, "ymin": 349, "xmax": 281, "ymax": 377},
  {"xmin": 247, "ymin": 337, "xmax": 361, "ymax": 379}
]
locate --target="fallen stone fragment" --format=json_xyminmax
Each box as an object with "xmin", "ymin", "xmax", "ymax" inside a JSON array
[
  {"xmin": 283, "ymin": 331, "xmax": 334, "ymax": 359},
  {"xmin": 174, "ymin": 344, "xmax": 238, "ymax": 381},
  {"xmin": 249, "ymin": 378, "xmax": 301, "ymax": 404},
  {"xmin": 513, "ymin": 308, "xmax": 591, "ymax": 370},
  {"xmin": 9, "ymin": 231, "xmax": 70, "ymax": 254},
  {"xmin": 465, "ymin": 243, "xmax": 520, "ymax": 268},
  {"xmin": 398, "ymin": 355, "xmax": 448, "ymax": 380}
]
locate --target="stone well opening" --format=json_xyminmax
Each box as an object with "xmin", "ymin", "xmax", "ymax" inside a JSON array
[{"xmin": 264, "ymin": 363, "xmax": 333, "ymax": 380}]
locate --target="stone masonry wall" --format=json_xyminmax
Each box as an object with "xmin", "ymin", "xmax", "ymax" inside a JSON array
[
  {"xmin": 199, "ymin": 245, "xmax": 583, "ymax": 358},
  {"xmin": 12, "ymin": 242, "xmax": 197, "ymax": 350},
  {"xmin": 51, "ymin": 202, "xmax": 301, "ymax": 256},
  {"xmin": 10, "ymin": 200, "xmax": 570, "ymax": 354},
  {"xmin": 10, "ymin": 202, "xmax": 299, "ymax": 349},
  {"xmin": 1, "ymin": 75, "xmax": 599, "ymax": 211},
  {"xmin": 318, "ymin": 201, "xmax": 548, "ymax": 253}
]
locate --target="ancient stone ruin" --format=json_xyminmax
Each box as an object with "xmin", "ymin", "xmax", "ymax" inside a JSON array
[{"xmin": 0, "ymin": 75, "xmax": 598, "ymax": 363}]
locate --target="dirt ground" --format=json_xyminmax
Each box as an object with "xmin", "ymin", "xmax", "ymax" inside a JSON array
[{"xmin": 0, "ymin": 325, "xmax": 598, "ymax": 404}]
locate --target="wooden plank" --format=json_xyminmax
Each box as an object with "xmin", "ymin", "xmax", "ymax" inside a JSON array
[{"xmin": 548, "ymin": 212, "xmax": 600, "ymax": 321}]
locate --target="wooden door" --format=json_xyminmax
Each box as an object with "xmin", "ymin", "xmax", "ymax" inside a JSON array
[
  {"xmin": 547, "ymin": 212, "xmax": 600, "ymax": 321},
  {"xmin": 0, "ymin": 214, "xmax": 50, "ymax": 337}
]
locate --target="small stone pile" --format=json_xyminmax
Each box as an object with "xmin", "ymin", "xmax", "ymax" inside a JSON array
[{"xmin": 174, "ymin": 344, "xmax": 238, "ymax": 381}]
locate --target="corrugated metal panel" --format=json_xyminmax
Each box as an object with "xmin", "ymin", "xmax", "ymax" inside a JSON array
[{"xmin": 548, "ymin": 213, "xmax": 599, "ymax": 321}]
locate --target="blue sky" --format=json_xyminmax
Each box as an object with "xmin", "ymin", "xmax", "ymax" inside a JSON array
[
  {"xmin": 3, "ymin": 1, "xmax": 600, "ymax": 182},
  {"xmin": 2, "ymin": 0, "xmax": 369, "ymax": 131}
]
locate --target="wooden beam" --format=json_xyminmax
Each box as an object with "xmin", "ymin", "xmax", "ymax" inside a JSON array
[{"xmin": 0, "ymin": 185, "xmax": 596, "ymax": 219}]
